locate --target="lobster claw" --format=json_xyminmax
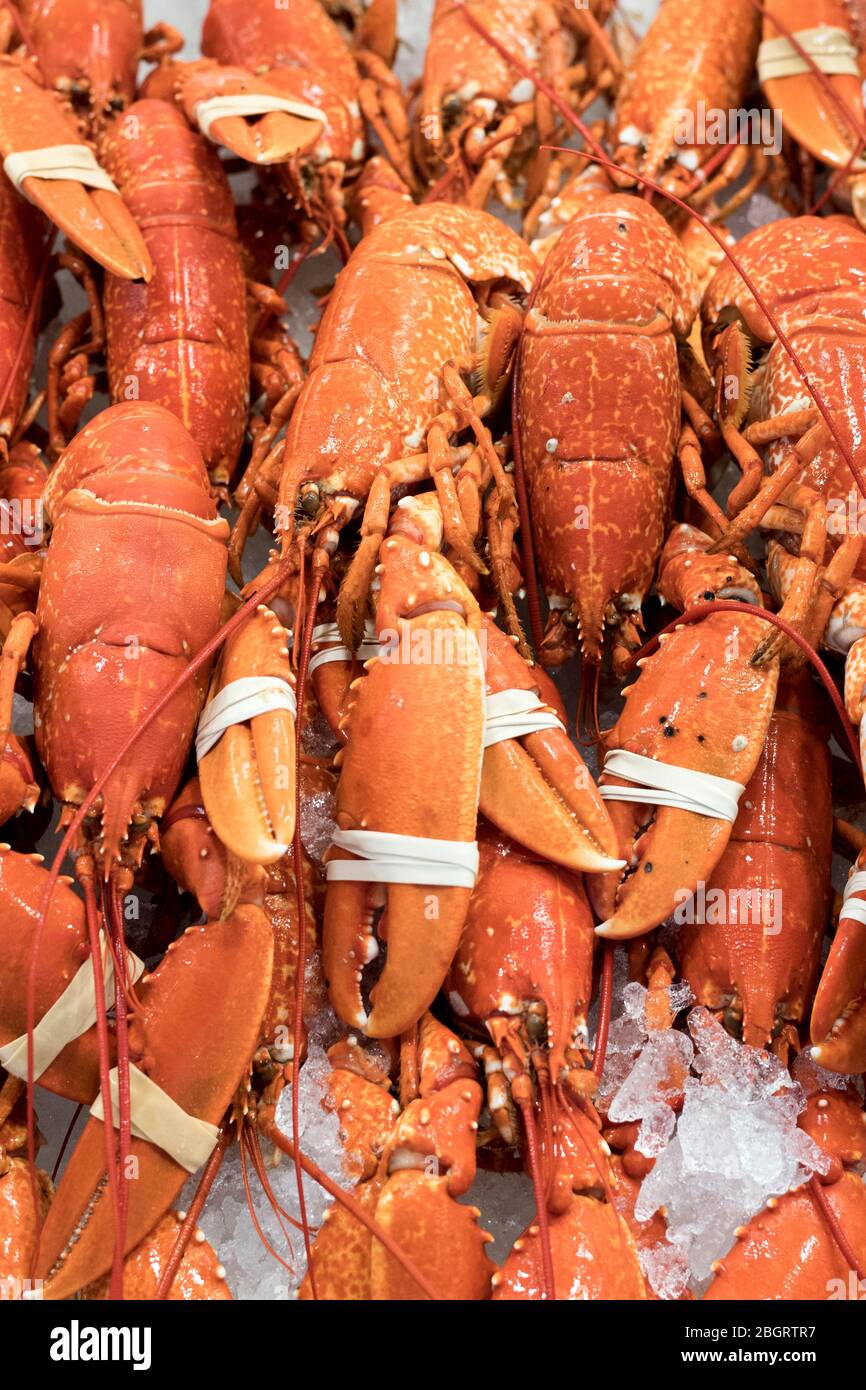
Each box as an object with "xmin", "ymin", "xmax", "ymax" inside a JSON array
[
  {"xmin": 198, "ymin": 604, "xmax": 296, "ymax": 865},
  {"xmin": 479, "ymin": 616, "xmax": 625, "ymax": 874},
  {"xmin": 0, "ymin": 63, "xmax": 151, "ymax": 281},
  {"xmin": 588, "ymin": 612, "xmax": 779, "ymax": 940},
  {"xmin": 493, "ymin": 1199, "xmax": 648, "ymax": 1301},
  {"xmin": 162, "ymin": 62, "xmax": 326, "ymax": 166},
  {"xmin": 37, "ymin": 896, "xmax": 274, "ymax": 1300},
  {"xmin": 323, "ymin": 528, "xmax": 485, "ymax": 1039},
  {"xmin": 759, "ymin": 0, "xmax": 866, "ymax": 171},
  {"xmin": 811, "ymin": 849, "xmax": 866, "ymax": 1073}
]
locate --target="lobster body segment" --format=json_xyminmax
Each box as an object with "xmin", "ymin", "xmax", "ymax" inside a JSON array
[
  {"xmin": 98, "ymin": 99, "xmax": 249, "ymax": 483},
  {"xmin": 34, "ymin": 403, "xmax": 229, "ymax": 865},
  {"xmin": 677, "ymin": 675, "xmax": 832, "ymax": 1047},
  {"xmin": 519, "ymin": 195, "xmax": 700, "ymax": 664},
  {"xmin": 282, "ymin": 202, "xmax": 536, "ymax": 509}
]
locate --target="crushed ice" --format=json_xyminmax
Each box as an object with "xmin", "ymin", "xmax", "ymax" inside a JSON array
[{"xmin": 602, "ymin": 1000, "xmax": 833, "ymax": 1295}]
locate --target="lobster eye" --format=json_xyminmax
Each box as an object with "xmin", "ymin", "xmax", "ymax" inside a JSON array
[{"xmin": 299, "ymin": 483, "xmax": 321, "ymax": 517}]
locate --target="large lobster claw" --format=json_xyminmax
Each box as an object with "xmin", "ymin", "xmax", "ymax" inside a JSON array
[
  {"xmin": 811, "ymin": 848, "xmax": 866, "ymax": 1073},
  {"xmin": 144, "ymin": 60, "xmax": 326, "ymax": 166},
  {"xmin": 493, "ymin": 1199, "xmax": 648, "ymax": 1300},
  {"xmin": 198, "ymin": 604, "xmax": 296, "ymax": 865},
  {"xmin": 588, "ymin": 611, "xmax": 779, "ymax": 939},
  {"xmin": 324, "ymin": 512, "xmax": 485, "ymax": 1038},
  {"xmin": 479, "ymin": 616, "xmax": 625, "ymax": 873},
  {"xmin": 759, "ymin": 0, "xmax": 866, "ymax": 172},
  {"xmin": 0, "ymin": 63, "xmax": 151, "ymax": 280},
  {"xmin": 37, "ymin": 895, "xmax": 274, "ymax": 1300}
]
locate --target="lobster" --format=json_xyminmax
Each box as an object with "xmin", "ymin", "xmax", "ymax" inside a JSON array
[
  {"xmin": 413, "ymin": 0, "xmax": 619, "ymax": 215},
  {"xmin": 700, "ymin": 215, "xmax": 866, "ymax": 596},
  {"xmin": 38, "ymin": 98, "xmax": 252, "ymax": 482},
  {"xmin": 516, "ymin": 189, "xmax": 725, "ymax": 675},
  {"xmin": 756, "ymin": 0, "xmax": 866, "ymax": 220},
  {"xmin": 1, "ymin": 0, "xmax": 181, "ymax": 131},
  {"xmin": 298, "ymin": 1013, "xmax": 493, "ymax": 1300},
  {"xmin": 236, "ymin": 191, "xmax": 538, "ymax": 648},
  {"xmin": 610, "ymin": 0, "xmax": 769, "ymax": 219},
  {"xmin": 145, "ymin": 0, "xmax": 408, "ymax": 239},
  {"xmin": 80, "ymin": 1212, "xmax": 232, "ymax": 1300},
  {"xmin": 675, "ymin": 671, "xmax": 832, "ymax": 1051}
]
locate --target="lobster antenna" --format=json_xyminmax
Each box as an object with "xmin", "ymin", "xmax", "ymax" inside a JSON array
[
  {"xmin": 155, "ymin": 1129, "xmax": 233, "ymax": 1299},
  {"xmin": 237, "ymin": 1130, "xmax": 298, "ymax": 1274},
  {"xmin": 515, "ymin": 1089, "xmax": 557, "ymax": 1299},
  {"xmin": 288, "ymin": 545, "xmax": 326, "ymax": 1299}
]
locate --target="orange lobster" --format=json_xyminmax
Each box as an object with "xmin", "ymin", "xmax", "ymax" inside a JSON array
[
  {"xmin": 516, "ymin": 190, "xmax": 724, "ymax": 674},
  {"xmin": 611, "ymin": 0, "xmax": 766, "ymax": 217},
  {"xmin": 299, "ymin": 1013, "xmax": 493, "ymax": 1300},
  {"xmin": 145, "ymin": 0, "xmax": 408, "ymax": 236},
  {"xmin": 414, "ymin": 0, "xmax": 618, "ymax": 214},
  {"xmin": 675, "ymin": 672, "xmax": 832, "ymax": 1050},
  {"xmin": 235, "ymin": 191, "xmax": 538, "ymax": 646},
  {"xmin": 33, "ymin": 98, "xmax": 256, "ymax": 482},
  {"xmin": 757, "ymin": 0, "xmax": 866, "ymax": 220}
]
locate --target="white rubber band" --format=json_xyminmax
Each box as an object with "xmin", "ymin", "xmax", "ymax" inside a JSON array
[
  {"xmin": 600, "ymin": 749, "xmax": 745, "ymax": 822},
  {"xmin": 0, "ymin": 934, "xmax": 144, "ymax": 1082},
  {"xmin": 483, "ymin": 688, "xmax": 565, "ymax": 748},
  {"xmin": 90, "ymin": 1063, "xmax": 220, "ymax": 1174},
  {"xmin": 193, "ymin": 94, "xmax": 327, "ymax": 144},
  {"xmin": 309, "ymin": 620, "xmax": 379, "ymax": 675},
  {"xmin": 4, "ymin": 145, "xmax": 119, "ymax": 197},
  {"xmin": 841, "ymin": 868, "xmax": 866, "ymax": 925},
  {"xmin": 196, "ymin": 675, "xmax": 296, "ymax": 761},
  {"xmin": 327, "ymin": 827, "xmax": 479, "ymax": 890},
  {"xmin": 758, "ymin": 27, "xmax": 859, "ymax": 81}
]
